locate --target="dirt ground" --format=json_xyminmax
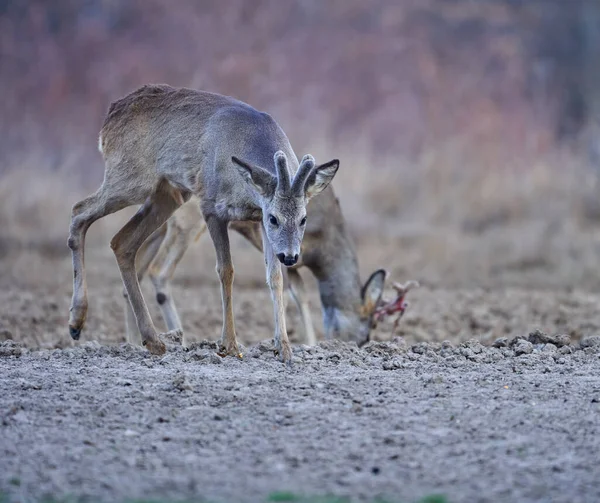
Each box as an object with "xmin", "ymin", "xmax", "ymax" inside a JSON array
[{"xmin": 1, "ymin": 225, "xmax": 600, "ymax": 502}]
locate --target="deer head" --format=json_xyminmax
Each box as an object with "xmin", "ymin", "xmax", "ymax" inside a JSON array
[
  {"xmin": 323, "ymin": 269, "xmax": 388, "ymax": 346},
  {"xmin": 232, "ymin": 151, "xmax": 339, "ymax": 266}
]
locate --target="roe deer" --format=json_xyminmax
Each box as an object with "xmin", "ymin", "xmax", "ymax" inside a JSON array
[
  {"xmin": 123, "ymin": 188, "xmax": 387, "ymax": 348},
  {"xmin": 67, "ymin": 84, "xmax": 339, "ymax": 364}
]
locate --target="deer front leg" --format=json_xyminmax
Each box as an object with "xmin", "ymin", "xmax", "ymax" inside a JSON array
[
  {"xmin": 287, "ymin": 268, "xmax": 317, "ymax": 346},
  {"xmin": 206, "ymin": 216, "xmax": 241, "ymax": 358},
  {"xmin": 262, "ymin": 227, "xmax": 292, "ymax": 364}
]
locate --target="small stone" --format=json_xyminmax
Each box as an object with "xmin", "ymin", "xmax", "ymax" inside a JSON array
[
  {"xmin": 187, "ymin": 340, "xmax": 219, "ymax": 351},
  {"xmin": 527, "ymin": 330, "xmax": 571, "ymax": 348},
  {"xmin": 509, "ymin": 336, "xmax": 526, "ymax": 347},
  {"xmin": 412, "ymin": 342, "xmax": 430, "ymax": 354},
  {"xmin": 460, "ymin": 339, "xmax": 484, "ymax": 353},
  {"xmin": 528, "ymin": 329, "xmax": 550, "ymax": 345},
  {"xmin": 187, "ymin": 349, "xmax": 222, "ymax": 364},
  {"xmin": 493, "ymin": 337, "xmax": 509, "ymax": 348},
  {"xmin": 459, "ymin": 347, "xmax": 475, "ymax": 359},
  {"xmin": 580, "ymin": 336, "xmax": 600, "ymax": 348},
  {"xmin": 513, "ymin": 340, "xmax": 533, "ymax": 356},
  {"xmin": 363, "ymin": 341, "xmax": 405, "ymax": 358},
  {"xmin": 248, "ymin": 340, "xmax": 275, "ymax": 357},
  {"xmin": 553, "ymin": 334, "xmax": 571, "ymax": 348},
  {"xmin": 382, "ymin": 358, "xmax": 403, "ymax": 371}
]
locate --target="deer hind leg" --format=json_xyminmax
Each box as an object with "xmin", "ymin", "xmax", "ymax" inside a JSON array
[
  {"xmin": 230, "ymin": 221, "xmax": 264, "ymax": 253},
  {"xmin": 287, "ymin": 269, "xmax": 317, "ymax": 346},
  {"xmin": 111, "ymin": 180, "xmax": 183, "ymax": 355},
  {"xmin": 149, "ymin": 216, "xmax": 206, "ymax": 345},
  {"xmin": 124, "ymin": 223, "xmax": 167, "ymax": 345},
  {"xmin": 261, "ymin": 226, "xmax": 292, "ymax": 365},
  {"xmin": 67, "ymin": 186, "xmax": 132, "ymax": 340},
  {"xmin": 205, "ymin": 215, "xmax": 241, "ymax": 358}
]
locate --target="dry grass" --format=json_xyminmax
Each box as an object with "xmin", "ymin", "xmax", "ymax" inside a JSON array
[
  {"xmin": 3, "ymin": 1, "xmax": 597, "ymax": 290},
  {"xmin": 1, "ymin": 135, "xmax": 599, "ymax": 292}
]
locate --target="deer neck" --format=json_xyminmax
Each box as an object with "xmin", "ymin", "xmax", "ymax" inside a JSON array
[{"xmin": 311, "ymin": 226, "xmax": 362, "ymax": 315}]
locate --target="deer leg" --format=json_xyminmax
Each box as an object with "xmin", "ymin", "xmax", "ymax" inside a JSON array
[
  {"xmin": 149, "ymin": 220, "xmax": 184, "ymax": 333},
  {"xmin": 287, "ymin": 268, "xmax": 317, "ymax": 346},
  {"xmin": 205, "ymin": 216, "xmax": 241, "ymax": 358},
  {"xmin": 111, "ymin": 183, "xmax": 182, "ymax": 355},
  {"xmin": 124, "ymin": 223, "xmax": 167, "ymax": 345},
  {"xmin": 68, "ymin": 187, "xmax": 130, "ymax": 340},
  {"xmin": 149, "ymin": 217, "xmax": 207, "ymax": 342},
  {"xmin": 261, "ymin": 226, "xmax": 292, "ymax": 364}
]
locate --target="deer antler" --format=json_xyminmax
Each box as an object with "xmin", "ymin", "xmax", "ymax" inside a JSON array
[{"xmin": 374, "ymin": 280, "xmax": 420, "ymax": 331}]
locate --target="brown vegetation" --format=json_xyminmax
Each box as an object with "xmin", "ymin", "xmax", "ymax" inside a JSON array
[{"xmin": 1, "ymin": 0, "xmax": 600, "ymax": 291}]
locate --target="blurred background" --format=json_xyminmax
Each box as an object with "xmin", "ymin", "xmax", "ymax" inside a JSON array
[{"xmin": 3, "ymin": 0, "xmax": 600, "ymax": 348}]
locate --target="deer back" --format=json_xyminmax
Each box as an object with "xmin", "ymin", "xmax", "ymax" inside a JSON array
[{"xmin": 99, "ymin": 84, "xmax": 298, "ymax": 222}]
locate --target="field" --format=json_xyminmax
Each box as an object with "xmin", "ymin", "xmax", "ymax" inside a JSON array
[
  {"xmin": 3, "ymin": 1, "xmax": 600, "ymax": 501},
  {"xmin": 2, "ymin": 185, "xmax": 600, "ymax": 503}
]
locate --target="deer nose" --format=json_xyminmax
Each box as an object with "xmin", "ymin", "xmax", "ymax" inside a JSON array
[{"xmin": 277, "ymin": 253, "xmax": 298, "ymax": 266}]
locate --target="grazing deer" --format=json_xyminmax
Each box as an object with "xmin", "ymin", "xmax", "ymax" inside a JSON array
[
  {"xmin": 67, "ymin": 84, "xmax": 339, "ymax": 364},
  {"xmin": 124, "ymin": 187, "xmax": 388, "ymax": 348}
]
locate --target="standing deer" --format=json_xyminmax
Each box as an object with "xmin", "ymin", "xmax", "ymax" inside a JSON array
[
  {"xmin": 123, "ymin": 188, "xmax": 388, "ymax": 348},
  {"xmin": 67, "ymin": 84, "xmax": 339, "ymax": 364}
]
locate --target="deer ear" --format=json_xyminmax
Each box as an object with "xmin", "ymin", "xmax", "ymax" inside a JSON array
[
  {"xmin": 361, "ymin": 269, "xmax": 387, "ymax": 315},
  {"xmin": 304, "ymin": 159, "xmax": 339, "ymax": 199},
  {"xmin": 232, "ymin": 156, "xmax": 276, "ymax": 198}
]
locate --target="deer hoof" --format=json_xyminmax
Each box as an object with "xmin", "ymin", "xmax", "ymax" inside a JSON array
[
  {"xmin": 144, "ymin": 337, "xmax": 166, "ymax": 356},
  {"xmin": 217, "ymin": 341, "xmax": 243, "ymax": 359},
  {"xmin": 278, "ymin": 343, "xmax": 293, "ymax": 366}
]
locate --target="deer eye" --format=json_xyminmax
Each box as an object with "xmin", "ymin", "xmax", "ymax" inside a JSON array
[
  {"xmin": 300, "ymin": 216, "xmax": 307, "ymax": 226},
  {"xmin": 269, "ymin": 215, "xmax": 279, "ymax": 227}
]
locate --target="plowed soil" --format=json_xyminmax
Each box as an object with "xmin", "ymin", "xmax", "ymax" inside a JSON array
[{"xmin": 1, "ymin": 235, "xmax": 600, "ymax": 503}]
